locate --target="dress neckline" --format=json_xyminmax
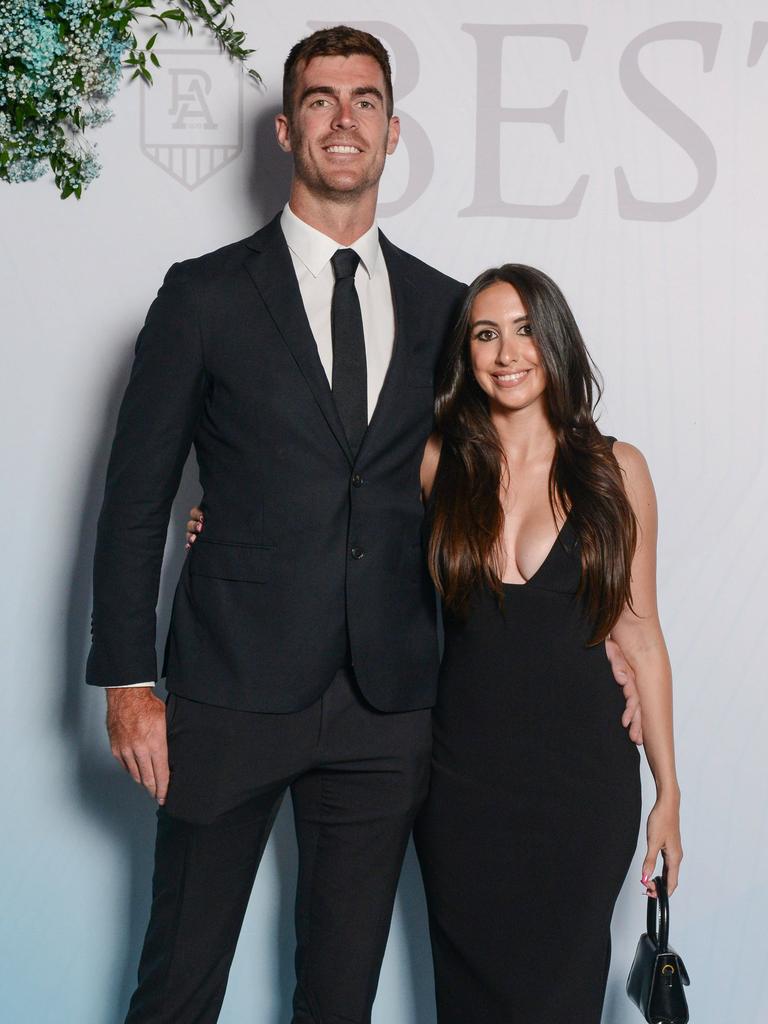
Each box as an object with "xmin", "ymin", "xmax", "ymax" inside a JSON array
[{"xmin": 501, "ymin": 512, "xmax": 572, "ymax": 588}]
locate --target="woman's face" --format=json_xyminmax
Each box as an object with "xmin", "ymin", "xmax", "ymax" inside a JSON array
[{"xmin": 468, "ymin": 282, "xmax": 547, "ymax": 414}]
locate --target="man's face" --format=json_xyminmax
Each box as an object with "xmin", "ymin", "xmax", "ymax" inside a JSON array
[{"xmin": 276, "ymin": 54, "xmax": 400, "ymax": 202}]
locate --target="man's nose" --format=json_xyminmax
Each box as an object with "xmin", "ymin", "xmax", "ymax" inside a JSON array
[{"xmin": 332, "ymin": 101, "xmax": 357, "ymax": 130}]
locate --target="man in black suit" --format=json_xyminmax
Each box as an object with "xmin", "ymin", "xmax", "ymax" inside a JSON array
[{"xmin": 88, "ymin": 25, "xmax": 640, "ymax": 1024}]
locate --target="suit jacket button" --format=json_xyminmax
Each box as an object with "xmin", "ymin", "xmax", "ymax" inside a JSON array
[
  {"xmin": 351, "ymin": 473, "xmax": 363, "ymax": 487},
  {"xmin": 351, "ymin": 546, "xmax": 365, "ymax": 560}
]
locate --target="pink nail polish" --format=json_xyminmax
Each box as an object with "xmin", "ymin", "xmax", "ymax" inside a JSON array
[{"xmin": 641, "ymin": 873, "xmax": 649, "ymax": 884}]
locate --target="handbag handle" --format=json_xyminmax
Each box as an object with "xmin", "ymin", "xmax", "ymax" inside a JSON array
[{"xmin": 646, "ymin": 874, "xmax": 670, "ymax": 952}]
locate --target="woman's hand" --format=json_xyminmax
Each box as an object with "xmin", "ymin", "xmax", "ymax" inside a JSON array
[
  {"xmin": 641, "ymin": 797, "xmax": 683, "ymax": 897},
  {"xmin": 184, "ymin": 506, "xmax": 204, "ymax": 549}
]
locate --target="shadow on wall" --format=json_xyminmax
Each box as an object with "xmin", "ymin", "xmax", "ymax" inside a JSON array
[{"xmin": 245, "ymin": 104, "xmax": 293, "ymax": 228}]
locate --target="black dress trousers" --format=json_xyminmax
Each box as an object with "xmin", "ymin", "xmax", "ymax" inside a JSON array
[{"xmin": 124, "ymin": 669, "xmax": 432, "ymax": 1024}]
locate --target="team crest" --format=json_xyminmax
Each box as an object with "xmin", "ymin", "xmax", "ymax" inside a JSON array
[{"xmin": 140, "ymin": 50, "xmax": 243, "ymax": 190}]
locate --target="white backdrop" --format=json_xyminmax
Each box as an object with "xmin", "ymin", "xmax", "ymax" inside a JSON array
[{"xmin": 2, "ymin": 2, "xmax": 766, "ymax": 1021}]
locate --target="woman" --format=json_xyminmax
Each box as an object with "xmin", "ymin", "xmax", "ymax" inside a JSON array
[
  {"xmin": 413, "ymin": 265, "xmax": 682, "ymax": 1023},
  {"xmin": 186, "ymin": 264, "xmax": 683, "ymax": 1022}
]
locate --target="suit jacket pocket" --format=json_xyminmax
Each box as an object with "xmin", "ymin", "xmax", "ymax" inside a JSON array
[{"xmin": 188, "ymin": 538, "xmax": 274, "ymax": 582}]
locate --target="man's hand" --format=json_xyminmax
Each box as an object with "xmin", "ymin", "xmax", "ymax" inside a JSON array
[
  {"xmin": 106, "ymin": 688, "xmax": 170, "ymax": 804},
  {"xmin": 605, "ymin": 638, "xmax": 643, "ymax": 746}
]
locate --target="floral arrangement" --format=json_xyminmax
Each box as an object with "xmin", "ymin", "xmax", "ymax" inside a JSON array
[{"xmin": 0, "ymin": 1, "xmax": 259, "ymax": 198}]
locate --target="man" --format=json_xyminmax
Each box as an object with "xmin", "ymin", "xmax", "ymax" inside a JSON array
[{"xmin": 88, "ymin": 26, "xmax": 640, "ymax": 1024}]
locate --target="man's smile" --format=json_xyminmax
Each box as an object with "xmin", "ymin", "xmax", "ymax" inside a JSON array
[{"xmin": 323, "ymin": 143, "xmax": 364, "ymax": 155}]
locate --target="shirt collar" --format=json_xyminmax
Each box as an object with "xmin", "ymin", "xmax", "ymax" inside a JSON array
[{"xmin": 281, "ymin": 203, "xmax": 380, "ymax": 280}]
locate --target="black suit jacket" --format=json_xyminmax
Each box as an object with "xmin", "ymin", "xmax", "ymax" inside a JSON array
[{"xmin": 86, "ymin": 213, "xmax": 466, "ymax": 712}]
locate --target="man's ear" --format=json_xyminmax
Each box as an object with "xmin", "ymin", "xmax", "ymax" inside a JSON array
[
  {"xmin": 386, "ymin": 115, "xmax": 401, "ymax": 156},
  {"xmin": 275, "ymin": 113, "xmax": 292, "ymax": 153}
]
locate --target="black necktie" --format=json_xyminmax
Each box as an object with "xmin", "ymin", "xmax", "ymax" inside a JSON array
[{"xmin": 331, "ymin": 248, "xmax": 367, "ymax": 456}]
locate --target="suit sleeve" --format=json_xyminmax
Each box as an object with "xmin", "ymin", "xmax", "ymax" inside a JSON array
[{"xmin": 86, "ymin": 263, "xmax": 208, "ymax": 685}]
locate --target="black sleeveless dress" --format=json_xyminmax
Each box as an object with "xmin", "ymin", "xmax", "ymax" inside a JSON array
[{"xmin": 414, "ymin": 509, "xmax": 642, "ymax": 1023}]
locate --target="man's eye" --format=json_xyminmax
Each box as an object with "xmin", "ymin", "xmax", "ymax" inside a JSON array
[
  {"xmin": 310, "ymin": 98, "xmax": 329, "ymax": 107},
  {"xmin": 358, "ymin": 100, "xmax": 374, "ymax": 109}
]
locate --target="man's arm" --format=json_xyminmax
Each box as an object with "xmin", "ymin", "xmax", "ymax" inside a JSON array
[
  {"xmin": 606, "ymin": 637, "xmax": 643, "ymax": 745},
  {"xmin": 87, "ymin": 262, "xmax": 207, "ymax": 800}
]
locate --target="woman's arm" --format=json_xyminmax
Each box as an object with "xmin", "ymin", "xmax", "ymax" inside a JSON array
[
  {"xmin": 610, "ymin": 441, "xmax": 683, "ymax": 895},
  {"xmin": 420, "ymin": 432, "xmax": 442, "ymax": 503}
]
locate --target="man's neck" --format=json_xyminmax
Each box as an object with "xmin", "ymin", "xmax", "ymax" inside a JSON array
[{"xmin": 287, "ymin": 183, "xmax": 378, "ymax": 246}]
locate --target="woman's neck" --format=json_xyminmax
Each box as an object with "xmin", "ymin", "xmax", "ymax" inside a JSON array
[{"xmin": 490, "ymin": 403, "xmax": 556, "ymax": 466}]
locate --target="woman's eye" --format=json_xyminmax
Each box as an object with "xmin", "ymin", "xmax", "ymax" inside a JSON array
[
  {"xmin": 476, "ymin": 330, "xmax": 496, "ymax": 342},
  {"xmin": 518, "ymin": 323, "xmax": 532, "ymax": 336}
]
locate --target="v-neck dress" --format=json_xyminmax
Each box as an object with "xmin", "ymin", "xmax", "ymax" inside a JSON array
[{"xmin": 414, "ymin": 510, "xmax": 642, "ymax": 1023}]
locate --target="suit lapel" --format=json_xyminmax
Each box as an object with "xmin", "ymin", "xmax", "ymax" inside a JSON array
[
  {"xmin": 242, "ymin": 215, "xmax": 353, "ymax": 464},
  {"xmin": 355, "ymin": 231, "xmax": 423, "ymax": 464}
]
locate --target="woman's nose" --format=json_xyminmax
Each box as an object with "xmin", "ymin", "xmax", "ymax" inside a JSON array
[{"xmin": 496, "ymin": 341, "xmax": 519, "ymax": 366}]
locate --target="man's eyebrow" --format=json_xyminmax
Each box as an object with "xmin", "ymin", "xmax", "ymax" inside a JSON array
[
  {"xmin": 298, "ymin": 85, "xmax": 385, "ymax": 104},
  {"xmin": 351, "ymin": 86, "xmax": 384, "ymax": 102}
]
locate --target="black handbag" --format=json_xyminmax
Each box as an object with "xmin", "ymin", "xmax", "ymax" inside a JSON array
[{"xmin": 626, "ymin": 875, "xmax": 690, "ymax": 1023}]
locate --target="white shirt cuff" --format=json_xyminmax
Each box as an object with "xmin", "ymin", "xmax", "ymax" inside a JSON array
[{"xmin": 105, "ymin": 682, "xmax": 156, "ymax": 688}]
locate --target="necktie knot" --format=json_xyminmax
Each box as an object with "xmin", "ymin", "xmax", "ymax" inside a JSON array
[{"xmin": 331, "ymin": 248, "xmax": 361, "ymax": 281}]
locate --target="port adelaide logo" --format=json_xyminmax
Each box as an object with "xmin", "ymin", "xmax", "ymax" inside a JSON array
[{"xmin": 140, "ymin": 50, "xmax": 243, "ymax": 190}]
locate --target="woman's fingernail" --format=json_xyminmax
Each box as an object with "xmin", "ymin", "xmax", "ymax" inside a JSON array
[
  {"xmin": 196, "ymin": 523, "xmax": 202, "ymax": 531},
  {"xmin": 641, "ymin": 873, "xmax": 650, "ymax": 884}
]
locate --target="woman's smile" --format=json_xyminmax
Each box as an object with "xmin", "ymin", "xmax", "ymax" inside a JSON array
[{"xmin": 491, "ymin": 368, "xmax": 532, "ymax": 388}]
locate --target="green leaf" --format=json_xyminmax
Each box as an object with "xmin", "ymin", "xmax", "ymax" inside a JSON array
[
  {"xmin": 146, "ymin": 32, "xmax": 158, "ymax": 50},
  {"xmin": 150, "ymin": 52, "xmax": 160, "ymax": 67}
]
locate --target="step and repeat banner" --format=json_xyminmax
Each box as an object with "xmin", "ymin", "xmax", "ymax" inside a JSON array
[{"xmin": 2, "ymin": 2, "xmax": 766, "ymax": 1021}]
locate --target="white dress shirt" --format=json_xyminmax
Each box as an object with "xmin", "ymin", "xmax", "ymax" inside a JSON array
[
  {"xmin": 280, "ymin": 202, "xmax": 395, "ymax": 418},
  {"xmin": 109, "ymin": 204, "xmax": 396, "ymax": 688}
]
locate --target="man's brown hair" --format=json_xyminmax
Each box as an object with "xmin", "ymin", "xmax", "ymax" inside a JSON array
[{"xmin": 283, "ymin": 25, "xmax": 394, "ymax": 121}]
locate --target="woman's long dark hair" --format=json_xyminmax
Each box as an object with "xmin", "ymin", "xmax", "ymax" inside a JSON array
[{"xmin": 428, "ymin": 264, "xmax": 636, "ymax": 643}]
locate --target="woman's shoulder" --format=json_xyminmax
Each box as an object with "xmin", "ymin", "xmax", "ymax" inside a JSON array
[
  {"xmin": 609, "ymin": 439, "xmax": 655, "ymax": 507},
  {"xmin": 611, "ymin": 439, "xmax": 649, "ymax": 474}
]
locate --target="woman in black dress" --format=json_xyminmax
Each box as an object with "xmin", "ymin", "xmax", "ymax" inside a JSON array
[{"xmin": 413, "ymin": 264, "xmax": 682, "ymax": 1022}]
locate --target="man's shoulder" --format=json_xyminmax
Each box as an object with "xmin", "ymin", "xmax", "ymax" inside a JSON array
[
  {"xmin": 169, "ymin": 233, "xmax": 257, "ymax": 283},
  {"xmin": 168, "ymin": 214, "xmax": 281, "ymax": 284},
  {"xmin": 380, "ymin": 236, "xmax": 467, "ymax": 298}
]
